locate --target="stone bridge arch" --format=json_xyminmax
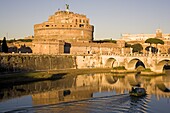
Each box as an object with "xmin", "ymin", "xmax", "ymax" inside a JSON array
[
  {"xmin": 127, "ymin": 58, "xmax": 145, "ymax": 70},
  {"xmin": 105, "ymin": 58, "xmax": 118, "ymax": 68},
  {"xmin": 155, "ymin": 59, "xmax": 170, "ymax": 73}
]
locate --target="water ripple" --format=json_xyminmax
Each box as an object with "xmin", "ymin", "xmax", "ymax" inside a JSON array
[{"xmin": 4, "ymin": 94, "xmax": 152, "ymax": 113}]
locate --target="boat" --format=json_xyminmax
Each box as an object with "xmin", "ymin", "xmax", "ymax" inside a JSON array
[{"xmin": 129, "ymin": 87, "xmax": 147, "ymax": 97}]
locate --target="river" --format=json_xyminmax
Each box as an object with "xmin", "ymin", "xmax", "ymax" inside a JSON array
[{"xmin": 0, "ymin": 72, "xmax": 170, "ymax": 113}]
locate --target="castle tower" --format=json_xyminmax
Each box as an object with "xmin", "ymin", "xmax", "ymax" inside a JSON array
[{"xmin": 33, "ymin": 5, "xmax": 94, "ymax": 54}]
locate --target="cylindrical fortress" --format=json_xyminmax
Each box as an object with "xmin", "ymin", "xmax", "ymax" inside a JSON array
[{"xmin": 34, "ymin": 11, "xmax": 94, "ymax": 42}]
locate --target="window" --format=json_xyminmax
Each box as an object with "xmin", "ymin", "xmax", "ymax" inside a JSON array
[
  {"xmin": 46, "ymin": 25, "xmax": 49, "ymax": 27},
  {"xmin": 79, "ymin": 24, "xmax": 84, "ymax": 27}
]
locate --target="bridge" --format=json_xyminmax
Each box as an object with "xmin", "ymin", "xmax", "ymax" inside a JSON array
[{"xmin": 101, "ymin": 53, "xmax": 170, "ymax": 73}]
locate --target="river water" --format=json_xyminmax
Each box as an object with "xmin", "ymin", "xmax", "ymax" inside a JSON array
[{"xmin": 0, "ymin": 72, "xmax": 170, "ymax": 113}]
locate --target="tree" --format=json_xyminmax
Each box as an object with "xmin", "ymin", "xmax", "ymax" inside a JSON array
[
  {"xmin": 145, "ymin": 46, "xmax": 158, "ymax": 53},
  {"xmin": 125, "ymin": 42, "xmax": 131, "ymax": 48},
  {"xmin": 2, "ymin": 37, "xmax": 8, "ymax": 53},
  {"xmin": 131, "ymin": 43, "xmax": 143, "ymax": 53},
  {"xmin": 145, "ymin": 38, "xmax": 164, "ymax": 53},
  {"xmin": 0, "ymin": 39, "xmax": 2, "ymax": 52},
  {"xmin": 145, "ymin": 38, "xmax": 164, "ymax": 45}
]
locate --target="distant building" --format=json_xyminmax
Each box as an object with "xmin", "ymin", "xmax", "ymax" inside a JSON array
[
  {"xmin": 121, "ymin": 29, "xmax": 170, "ymax": 54},
  {"xmin": 121, "ymin": 29, "xmax": 170, "ymax": 42}
]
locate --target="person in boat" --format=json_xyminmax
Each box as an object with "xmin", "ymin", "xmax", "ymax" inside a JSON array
[
  {"xmin": 131, "ymin": 87, "xmax": 136, "ymax": 93},
  {"xmin": 130, "ymin": 87, "xmax": 146, "ymax": 96}
]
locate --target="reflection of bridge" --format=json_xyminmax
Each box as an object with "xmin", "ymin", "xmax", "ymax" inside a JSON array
[
  {"xmin": 32, "ymin": 73, "xmax": 170, "ymax": 105},
  {"xmin": 76, "ymin": 73, "xmax": 170, "ymax": 98},
  {"xmin": 102, "ymin": 54, "xmax": 170, "ymax": 73}
]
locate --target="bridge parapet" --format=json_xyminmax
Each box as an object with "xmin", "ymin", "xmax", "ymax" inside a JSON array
[{"xmin": 107, "ymin": 53, "xmax": 170, "ymax": 57}]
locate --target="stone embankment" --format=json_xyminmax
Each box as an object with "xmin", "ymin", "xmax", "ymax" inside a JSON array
[{"xmin": 0, "ymin": 54, "xmax": 76, "ymax": 73}]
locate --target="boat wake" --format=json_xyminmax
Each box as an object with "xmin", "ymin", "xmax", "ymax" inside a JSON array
[{"xmin": 3, "ymin": 94, "xmax": 152, "ymax": 113}]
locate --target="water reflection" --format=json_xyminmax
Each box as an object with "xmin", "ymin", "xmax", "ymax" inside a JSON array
[{"xmin": 0, "ymin": 72, "xmax": 170, "ymax": 112}]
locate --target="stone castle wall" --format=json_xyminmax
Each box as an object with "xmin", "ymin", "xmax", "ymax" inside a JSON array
[
  {"xmin": 70, "ymin": 42, "xmax": 122, "ymax": 55},
  {"xmin": 33, "ymin": 39, "xmax": 65, "ymax": 54}
]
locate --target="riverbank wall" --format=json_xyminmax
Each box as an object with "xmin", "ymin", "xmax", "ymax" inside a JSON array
[
  {"xmin": 0, "ymin": 54, "xmax": 104, "ymax": 73},
  {"xmin": 0, "ymin": 54, "xmax": 76, "ymax": 73}
]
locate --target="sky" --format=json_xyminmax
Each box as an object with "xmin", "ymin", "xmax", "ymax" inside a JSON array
[{"xmin": 0, "ymin": 0, "xmax": 170, "ymax": 40}]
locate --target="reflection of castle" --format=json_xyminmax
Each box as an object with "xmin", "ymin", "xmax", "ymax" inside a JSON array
[{"xmin": 32, "ymin": 5, "xmax": 125, "ymax": 55}]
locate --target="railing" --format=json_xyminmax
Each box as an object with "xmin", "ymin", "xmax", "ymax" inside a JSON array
[
  {"xmin": 1, "ymin": 52, "xmax": 170, "ymax": 58},
  {"xmin": 101, "ymin": 53, "xmax": 170, "ymax": 57}
]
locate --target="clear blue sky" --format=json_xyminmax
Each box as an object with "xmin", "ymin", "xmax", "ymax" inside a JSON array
[{"xmin": 0, "ymin": 0, "xmax": 170, "ymax": 40}]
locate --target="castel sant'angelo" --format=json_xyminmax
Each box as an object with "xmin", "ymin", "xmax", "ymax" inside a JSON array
[{"xmin": 33, "ymin": 5, "xmax": 124, "ymax": 55}]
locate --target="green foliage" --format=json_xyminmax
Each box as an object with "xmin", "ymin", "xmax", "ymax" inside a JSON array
[
  {"xmin": 131, "ymin": 43, "xmax": 143, "ymax": 53},
  {"xmin": 112, "ymin": 66, "xmax": 126, "ymax": 70},
  {"xmin": 2, "ymin": 37, "xmax": 8, "ymax": 53},
  {"xmin": 145, "ymin": 46, "xmax": 158, "ymax": 53},
  {"xmin": 93, "ymin": 39, "xmax": 117, "ymax": 43},
  {"xmin": 145, "ymin": 38, "xmax": 164, "ymax": 45},
  {"xmin": 7, "ymin": 39, "xmax": 32, "ymax": 43},
  {"xmin": 142, "ymin": 68, "xmax": 152, "ymax": 72},
  {"xmin": 7, "ymin": 39, "xmax": 16, "ymax": 43},
  {"xmin": 17, "ymin": 39, "xmax": 32, "ymax": 42},
  {"xmin": 125, "ymin": 42, "xmax": 131, "ymax": 48},
  {"xmin": 145, "ymin": 38, "xmax": 164, "ymax": 53}
]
